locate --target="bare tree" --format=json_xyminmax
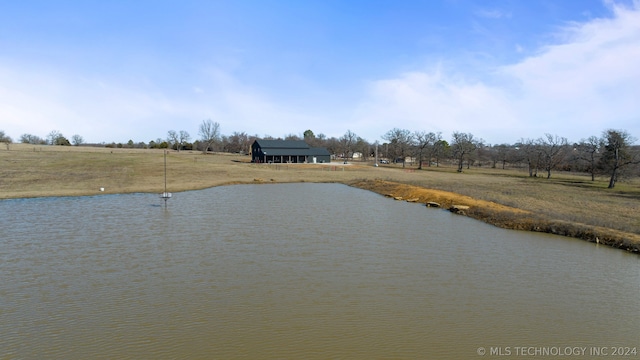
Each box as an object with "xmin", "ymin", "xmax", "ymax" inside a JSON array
[
  {"xmin": 354, "ymin": 137, "xmax": 370, "ymax": 161},
  {"xmin": 0, "ymin": 130, "xmax": 12, "ymax": 150},
  {"xmin": 20, "ymin": 133, "xmax": 45, "ymax": 144},
  {"xmin": 47, "ymin": 130, "xmax": 64, "ymax": 145},
  {"xmin": 167, "ymin": 130, "xmax": 180, "ymax": 151},
  {"xmin": 599, "ymin": 129, "xmax": 639, "ymax": 188},
  {"xmin": 450, "ymin": 132, "xmax": 478, "ymax": 172},
  {"xmin": 179, "ymin": 130, "xmax": 191, "ymax": 150},
  {"xmin": 382, "ymin": 128, "xmax": 413, "ymax": 168},
  {"xmin": 339, "ymin": 130, "xmax": 357, "ymax": 162},
  {"xmin": 574, "ymin": 136, "xmax": 602, "ymax": 181},
  {"xmin": 223, "ymin": 131, "xmax": 250, "ymax": 153},
  {"xmin": 538, "ymin": 133, "xmax": 568, "ymax": 179},
  {"xmin": 198, "ymin": 119, "xmax": 221, "ymax": 154},
  {"xmin": 516, "ymin": 138, "xmax": 542, "ymax": 177},
  {"xmin": 491, "ymin": 144, "xmax": 512, "ymax": 169},
  {"xmin": 414, "ymin": 131, "xmax": 437, "ymax": 169},
  {"xmin": 324, "ymin": 137, "xmax": 341, "ymax": 156},
  {"xmin": 71, "ymin": 134, "xmax": 84, "ymax": 146},
  {"xmin": 284, "ymin": 133, "xmax": 302, "ymax": 141}
]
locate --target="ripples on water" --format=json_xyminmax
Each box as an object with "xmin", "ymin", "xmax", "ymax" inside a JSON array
[{"xmin": 1, "ymin": 183, "xmax": 638, "ymax": 359}]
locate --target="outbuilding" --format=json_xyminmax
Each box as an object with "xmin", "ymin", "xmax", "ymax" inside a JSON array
[{"xmin": 251, "ymin": 139, "xmax": 331, "ymax": 163}]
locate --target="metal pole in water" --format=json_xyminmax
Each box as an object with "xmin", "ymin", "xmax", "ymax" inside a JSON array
[{"xmin": 161, "ymin": 149, "xmax": 172, "ymax": 206}]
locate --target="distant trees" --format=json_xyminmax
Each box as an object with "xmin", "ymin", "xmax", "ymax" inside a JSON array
[
  {"xmin": 414, "ymin": 131, "xmax": 446, "ymax": 170},
  {"xmin": 354, "ymin": 136, "xmax": 370, "ymax": 161},
  {"xmin": 0, "ymin": 130, "xmax": 11, "ymax": 142},
  {"xmin": 382, "ymin": 128, "xmax": 413, "ymax": 168},
  {"xmin": 574, "ymin": 136, "xmax": 601, "ymax": 181},
  {"xmin": 303, "ymin": 129, "xmax": 314, "ymax": 140},
  {"xmin": 431, "ymin": 138, "xmax": 448, "ymax": 167},
  {"xmin": 339, "ymin": 130, "xmax": 357, "ymax": 161},
  {"xmin": 198, "ymin": 119, "xmax": 220, "ymax": 154},
  {"xmin": 516, "ymin": 138, "xmax": 541, "ymax": 177},
  {"xmin": 47, "ymin": 130, "xmax": 70, "ymax": 146},
  {"xmin": 167, "ymin": 130, "xmax": 191, "ymax": 151},
  {"xmin": 538, "ymin": 134, "xmax": 568, "ymax": 179},
  {"xmin": 303, "ymin": 130, "xmax": 326, "ymax": 148},
  {"xmin": 490, "ymin": 144, "xmax": 512, "ymax": 169},
  {"xmin": 223, "ymin": 131, "xmax": 251, "ymax": 153},
  {"xmin": 71, "ymin": 134, "xmax": 85, "ymax": 146},
  {"xmin": 0, "ymin": 130, "xmax": 12, "ymax": 149},
  {"xmin": 599, "ymin": 129, "xmax": 640, "ymax": 188},
  {"xmin": 450, "ymin": 132, "xmax": 479, "ymax": 172},
  {"xmin": 6, "ymin": 121, "xmax": 639, "ymax": 188},
  {"xmin": 284, "ymin": 133, "xmax": 301, "ymax": 141},
  {"xmin": 20, "ymin": 133, "xmax": 45, "ymax": 144}
]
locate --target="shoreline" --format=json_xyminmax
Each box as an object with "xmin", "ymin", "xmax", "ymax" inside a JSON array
[
  {"xmin": 1, "ymin": 145, "xmax": 638, "ymax": 254},
  {"xmin": 346, "ymin": 179, "xmax": 640, "ymax": 254}
]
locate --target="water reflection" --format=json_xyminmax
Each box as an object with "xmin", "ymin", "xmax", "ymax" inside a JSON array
[{"xmin": 1, "ymin": 183, "xmax": 638, "ymax": 359}]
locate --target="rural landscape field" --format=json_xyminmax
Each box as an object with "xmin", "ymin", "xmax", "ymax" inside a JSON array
[{"xmin": 1, "ymin": 143, "xmax": 638, "ymax": 253}]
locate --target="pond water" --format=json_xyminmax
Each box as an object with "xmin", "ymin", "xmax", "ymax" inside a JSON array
[{"xmin": 1, "ymin": 183, "xmax": 638, "ymax": 359}]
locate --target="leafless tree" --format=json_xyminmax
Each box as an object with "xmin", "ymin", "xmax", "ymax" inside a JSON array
[
  {"xmin": 324, "ymin": 137, "xmax": 341, "ymax": 156},
  {"xmin": 339, "ymin": 130, "xmax": 358, "ymax": 161},
  {"xmin": 284, "ymin": 133, "xmax": 302, "ymax": 141},
  {"xmin": 450, "ymin": 132, "xmax": 478, "ymax": 172},
  {"xmin": 0, "ymin": 130, "xmax": 12, "ymax": 149},
  {"xmin": 490, "ymin": 144, "xmax": 512, "ymax": 169},
  {"xmin": 352, "ymin": 137, "xmax": 370, "ymax": 161},
  {"xmin": 414, "ymin": 131, "xmax": 437, "ymax": 169},
  {"xmin": 516, "ymin": 138, "xmax": 542, "ymax": 177},
  {"xmin": 538, "ymin": 133, "xmax": 568, "ymax": 179},
  {"xmin": 20, "ymin": 133, "xmax": 45, "ymax": 144},
  {"xmin": 47, "ymin": 130, "xmax": 64, "ymax": 145},
  {"xmin": 599, "ymin": 129, "xmax": 639, "ymax": 188},
  {"xmin": 574, "ymin": 136, "xmax": 602, "ymax": 181},
  {"xmin": 167, "ymin": 130, "xmax": 180, "ymax": 151},
  {"xmin": 198, "ymin": 119, "xmax": 221, "ymax": 154},
  {"xmin": 71, "ymin": 134, "xmax": 84, "ymax": 146},
  {"xmin": 223, "ymin": 131, "xmax": 251, "ymax": 153},
  {"xmin": 179, "ymin": 130, "xmax": 191, "ymax": 150},
  {"xmin": 382, "ymin": 128, "xmax": 413, "ymax": 168}
]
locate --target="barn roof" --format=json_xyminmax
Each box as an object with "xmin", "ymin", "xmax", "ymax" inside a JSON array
[
  {"xmin": 254, "ymin": 140, "xmax": 309, "ymax": 149},
  {"xmin": 252, "ymin": 139, "xmax": 330, "ymax": 157}
]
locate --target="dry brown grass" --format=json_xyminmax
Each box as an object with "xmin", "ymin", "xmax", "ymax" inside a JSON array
[{"xmin": 2, "ymin": 144, "xmax": 639, "ymax": 253}]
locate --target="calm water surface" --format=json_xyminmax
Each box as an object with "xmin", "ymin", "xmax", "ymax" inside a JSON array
[{"xmin": 1, "ymin": 183, "xmax": 638, "ymax": 359}]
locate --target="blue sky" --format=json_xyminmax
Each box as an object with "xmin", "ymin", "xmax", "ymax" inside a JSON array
[{"xmin": 1, "ymin": 0, "xmax": 639, "ymax": 145}]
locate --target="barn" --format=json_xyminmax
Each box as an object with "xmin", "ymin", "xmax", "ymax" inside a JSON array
[{"xmin": 251, "ymin": 140, "xmax": 331, "ymax": 163}]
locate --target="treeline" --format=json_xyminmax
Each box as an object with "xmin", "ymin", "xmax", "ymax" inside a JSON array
[{"xmin": 2, "ymin": 122, "xmax": 638, "ymax": 189}]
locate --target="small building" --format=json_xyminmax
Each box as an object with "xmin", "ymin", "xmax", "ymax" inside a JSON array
[{"xmin": 251, "ymin": 139, "xmax": 331, "ymax": 163}]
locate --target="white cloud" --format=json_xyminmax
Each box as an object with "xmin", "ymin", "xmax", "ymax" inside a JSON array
[
  {"xmin": 0, "ymin": 62, "xmax": 319, "ymax": 143},
  {"xmin": 2, "ymin": 2, "xmax": 638, "ymax": 145},
  {"xmin": 354, "ymin": 2, "xmax": 640, "ymax": 144},
  {"xmin": 500, "ymin": 2, "xmax": 640, "ymax": 138},
  {"xmin": 0, "ymin": 62, "xmax": 198, "ymax": 143},
  {"xmin": 352, "ymin": 68, "xmax": 518, "ymax": 143}
]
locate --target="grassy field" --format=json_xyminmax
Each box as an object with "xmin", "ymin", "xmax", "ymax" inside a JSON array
[{"xmin": 2, "ymin": 143, "xmax": 639, "ymax": 253}]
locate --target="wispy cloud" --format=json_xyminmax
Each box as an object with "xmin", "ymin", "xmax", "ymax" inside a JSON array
[
  {"xmin": 354, "ymin": 2, "xmax": 640, "ymax": 144},
  {"xmin": 1, "ymin": 2, "xmax": 638, "ymax": 145}
]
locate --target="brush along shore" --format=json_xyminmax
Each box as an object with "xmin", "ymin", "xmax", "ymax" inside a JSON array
[{"xmin": 1, "ymin": 144, "xmax": 639, "ymax": 253}]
